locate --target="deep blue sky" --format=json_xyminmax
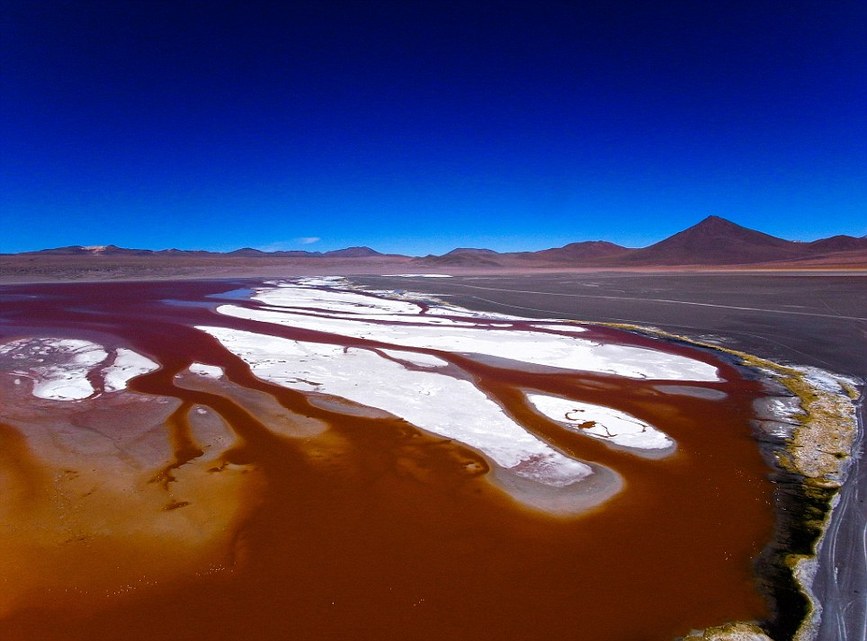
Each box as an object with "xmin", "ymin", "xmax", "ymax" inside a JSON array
[{"xmin": 2, "ymin": 1, "xmax": 865, "ymax": 254}]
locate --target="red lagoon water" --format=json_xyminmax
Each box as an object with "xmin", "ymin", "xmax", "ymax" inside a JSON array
[{"xmin": 0, "ymin": 280, "xmax": 776, "ymax": 641}]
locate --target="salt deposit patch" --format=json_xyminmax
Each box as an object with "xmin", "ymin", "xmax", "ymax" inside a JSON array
[
  {"xmin": 103, "ymin": 348, "xmax": 160, "ymax": 391},
  {"xmin": 216, "ymin": 303, "xmax": 720, "ymax": 381},
  {"xmin": 255, "ymin": 286, "xmax": 423, "ymax": 316},
  {"xmin": 379, "ymin": 349, "xmax": 449, "ymax": 368},
  {"xmin": 189, "ymin": 363, "xmax": 225, "ymax": 378},
  {"xmin": 294, "ymin": 276, "xmax": 350, "ymax": 288},
  {"xmin": 224, "ymin": 283, "xmax": 720, "ymax": 381},
  {"xmin": 198, "ymin": 325, "xmax": 593, "ymax": 488},
  {"xmin": 527, "ymin": 393, "xmax": 675, "ymax": 454},
  {"xmin": 0, "ymin": 337, "xmax": 159, "ymax": 401},
  {"xmin": 0, "ymin": 338, "xmax": 107, "ymax": 400},
  {"xmin": 530, "ymin": 323, "xmax": 588, "ymax": 334},
  {"xmin": 795, "ymin": 365, "xmax": 861, "ymax": 394}
]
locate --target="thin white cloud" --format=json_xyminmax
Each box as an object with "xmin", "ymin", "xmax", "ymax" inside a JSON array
[
  {"xmin": 256, "ymin": 242, "xmax": 293, "ymax": 252},
  {"xmin": 255, "ymin": 238, "xmax": 322, "ymax": 252}
]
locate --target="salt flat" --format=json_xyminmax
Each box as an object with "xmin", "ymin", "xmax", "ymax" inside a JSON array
[{"xmin": 218, "ymin": 280, "xmax": 721, "ymax": 381}]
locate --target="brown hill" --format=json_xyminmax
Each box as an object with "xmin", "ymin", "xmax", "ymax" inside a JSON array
[
  {"xmin": 414, "ymin": 248, "xmax": 503, "ymax": 267},
  {"xmin": 25, "ymin": 244, "xmax": 157, "ymax": 257},
  {"xmin": 323, "ymin": 246, "xmax": 383, "ymax": 258},
  {"xmin": 806, "ymin": 235, "xmax": 867, "ymax": 254},
  {"xmin": 523, "ymin": 240, "xmax": 632, "ymax": 263},
  {"xmin": 227, "ymin": 248, "xmax": 268, "ymax": 257},
  {"xmin": 622, "ymin": 215, "xmax": 804, "ymax": 266}
]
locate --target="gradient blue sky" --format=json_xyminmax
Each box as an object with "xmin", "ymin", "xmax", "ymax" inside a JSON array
[{"xmin": 2, "ymin": 1, "xmax": 865, "ymax": 254}]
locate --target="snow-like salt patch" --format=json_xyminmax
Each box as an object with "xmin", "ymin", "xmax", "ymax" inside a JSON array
[
  {"xmin": 294, "ymin": 276, "xmax": 350, "ymax": 287},
  {"xmin": 0, "ymin": 337, "xmax": 163, "ymax": 400},
  {"xmin": 216, "ymin": 303, "xmax": 720, "ymax": 381},
  {"xmin": 527, "ymin": 393, "xmax": 675, "ymax": 453},
  {"xmin": 795, "ymin": 366, "xmax": 861, "ymax": 394},
  {"xmin": 530, "ymin": 323, "xmax": 588, "ymax": 334},
  {"xmin": 383, "ymin": 273, "xmax": 453, "ymax": 278},
  {"xmin": 0, "ymin": 338, "xmax": 107, "ymax": 400},
  {"xmin": 198, "ymin": 325, "xmax": 592, "ymax": 487},
  {"xmin": 102, "ymin": 348, "xmax": 160, "ymax": 391},
  {"xmin": 255, "ymin": 286, "xmax": 423, "ymax": 316},
  {"xmin": 189, "ymin": 363, "xmax": 225, "ymax": 378}
]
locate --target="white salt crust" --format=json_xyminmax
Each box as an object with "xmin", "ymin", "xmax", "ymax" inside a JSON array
[
  {"xmin": 258, "ymin": 286, "xmax": 424, "ymax": 316},
  {"xmin": 526, "ymin": 393, "xmax": 675, "ymax": 453},
  {"xmin": 189, "ymin": 362, "xmax": 225, "ymax": 378},
  {"xmin": 529, "ymin": 323, "xmax": 588, "ymax": 334},
  {"xmin": 0, "ymin": 337, "xmax": 158, "ymax": 401},
  {"xmin": 294, "ymin": 276, "xmax": 351, "ymax": 288},
  {"xmin": 382, "ymin": 273, "xmax": 454, "ymax": 278},
  {"xmin": 103, "ymin": 348, "xmax": 160, "ymax": 392},
  {"xmin": 197, "ymin": 325, "xmax": 592, "ymax": 488},
  {"xmin": 217, "ymin": 299, "xmax": 719, "ymax": 382}
]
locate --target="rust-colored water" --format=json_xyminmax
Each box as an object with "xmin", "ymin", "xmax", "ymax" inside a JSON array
[{"xmin": 0, "ymin": 280, "xmax": 775, "ymax": 641}]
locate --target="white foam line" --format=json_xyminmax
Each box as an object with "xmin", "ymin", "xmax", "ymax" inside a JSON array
[{"xmin": 294, "ymin": 276, "xmax": 349, "ymax": 287}]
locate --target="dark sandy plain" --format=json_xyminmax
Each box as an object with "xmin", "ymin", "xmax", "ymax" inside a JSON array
[
  {"xmin": 357, "ymin": 271, "xmax": 866, "ymax": 641},
  {"xmin": 0, "ymin": 268, "xmax": 863, "ymax": 641}
]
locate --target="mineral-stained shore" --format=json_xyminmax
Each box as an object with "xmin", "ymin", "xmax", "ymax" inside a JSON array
[{"xmin": 617, "ymin": 326, "xmax": 861, "ymax": 641}]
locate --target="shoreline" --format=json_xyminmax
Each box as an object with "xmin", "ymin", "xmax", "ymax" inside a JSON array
[{"xmin": 594, "ymin": 322, "xmax": 862, "ymax": 641}]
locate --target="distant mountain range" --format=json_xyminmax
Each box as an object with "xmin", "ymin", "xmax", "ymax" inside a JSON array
[
  {"xmin": 8, "ymin": 216, "xmax": 867, "ymax": 270},
  {"xmin": 412, "ymin": 216, "xmax": 867, "ymax": 268},
  {"xmin": 29, "ymin": 244, "xmax": 386, "ymax": 259}
]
